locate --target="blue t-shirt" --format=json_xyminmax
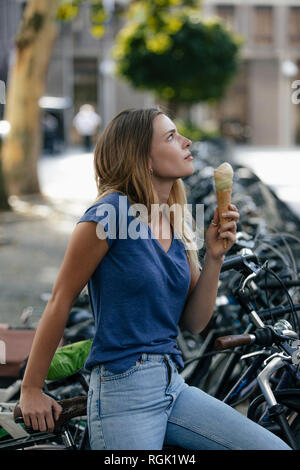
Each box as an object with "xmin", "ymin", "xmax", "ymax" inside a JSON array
[{"xmin": 76, "ymin": 192, "xmax": 191, "ymax": 373}]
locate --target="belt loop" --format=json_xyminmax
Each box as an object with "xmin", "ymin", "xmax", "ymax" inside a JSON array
[{"xmin": 140, "ymin": 353, "xmax": 147, "ymax": 364}]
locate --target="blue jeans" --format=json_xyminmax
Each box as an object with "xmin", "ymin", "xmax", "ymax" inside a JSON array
[{"xmin": 87, "ymin": 353, "xmax": 291, "ymax": 450}]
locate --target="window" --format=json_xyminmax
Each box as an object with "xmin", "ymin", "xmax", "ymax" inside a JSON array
[
  {"xmin": 254, "ymin": 6, "xmax": 273, "ymax": 45},
  {"xmin": 289, "ymin": 7, "xmax": 300, "ymax": 45},
  {"xmin": 216, "ymin": 5, "xmax": 235, "ymax": 31},
  {"xmin": 73, "ymin": 57, "xmax": 98, "ymax": 109}
]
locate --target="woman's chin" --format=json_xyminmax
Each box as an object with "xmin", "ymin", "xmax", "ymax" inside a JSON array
[{"xmin": 184, "ymin": 165, "xmax": 195, "ymax": 177}]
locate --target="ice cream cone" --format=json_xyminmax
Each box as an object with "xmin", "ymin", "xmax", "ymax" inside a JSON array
[
  {"xmin": 213, "ymin": 163, "xmax": 234, "ymax": 249},
  {"xmin": 216, "ymin": 187, "xmax": 232, "ymax": 249}
]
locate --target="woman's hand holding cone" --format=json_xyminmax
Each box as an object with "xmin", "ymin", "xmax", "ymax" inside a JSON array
[
  {"xmin": 213, "ymin": 162, "xmax": 234, "ymax": 249},
  {"xmin": 206, "ymin": 204, "xmax": 240, "ymax": 260}
]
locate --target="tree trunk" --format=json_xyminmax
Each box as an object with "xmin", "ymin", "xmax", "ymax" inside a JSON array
[{"xmin": 1, "ymin": 0, "xmax": 60, "ymax": 196}]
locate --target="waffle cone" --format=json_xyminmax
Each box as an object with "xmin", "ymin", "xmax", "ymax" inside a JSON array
[{"xmin": 216, "ymin": 187, "xmax": 232, "ymax": 249}]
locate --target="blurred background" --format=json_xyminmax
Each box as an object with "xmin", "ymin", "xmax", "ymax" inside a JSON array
[{"xmin": 0, "ymin": 0, "xmax": 300, "ymax": 325}]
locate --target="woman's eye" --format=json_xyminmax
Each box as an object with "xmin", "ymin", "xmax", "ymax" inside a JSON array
[{"xmin": 167, "ymin": 133, "xmax": 174, "ymax": 141}]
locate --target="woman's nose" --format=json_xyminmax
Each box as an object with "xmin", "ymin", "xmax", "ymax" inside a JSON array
[{"xmin": 184, "ymin": 136, "xmax": 192, "ymax": 147}]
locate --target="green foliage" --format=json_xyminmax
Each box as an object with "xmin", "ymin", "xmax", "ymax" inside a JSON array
[
  {"xmin": 57, "ymin": 1, "xmax": 81, "ymax": 21},
  {"xmin": 114, "ymin": 3, "xmax": 242, "ymax": 104},
  {"xmin": 57, "ymin": 0, "xmax": 109, "ymax": 38},
  {"xmin": 175, "ymin": 119, "xmax": 221, "ymax": 141},
  {"xmin": 55, "ymin": 0, "xmax": 242, "ymax": 105}
]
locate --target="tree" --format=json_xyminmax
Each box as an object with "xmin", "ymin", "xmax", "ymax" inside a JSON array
[
  {"xmin": 113, "ymin": 0, "xmax": 242, "ymax": 117},
  {"xmin": 0, "ymin": 0, "xmax": 115, "ymax": 198},
  {"xmin": 1, "ymin": 0, "xmax": 60, "ymax": 197}
]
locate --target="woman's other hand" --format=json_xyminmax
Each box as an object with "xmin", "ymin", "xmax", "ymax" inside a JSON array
[{"xmin": 19, "ymin": 388, "xmax": 62, "ymax": 433}]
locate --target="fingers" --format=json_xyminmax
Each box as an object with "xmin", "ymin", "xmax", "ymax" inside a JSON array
[
  {"xmin": 219, "ymin": 220, "xmax": 237, "ymax": 233},
  {"xmin": 221, "ymin": 204, "xmax": 240, "ymax": 222},
  {"xmin": 207, "ymin": 204, "xmax": 239, "ymax": 254},
  {"xmin": 45, "ymin": 410, "xmax": 55, "ymax": 432},
  {"xmin": 28, "ymin": 415, "xmax": 39, "ymax": 431},
  {"xmin": 211, "ymin": 205, "xmax": 239, "ymax": 229},
  {"xmin": 23, "ymin": 413, "xmax": 32, "ymax": 429},
  {"xmin": 221, "ymin": 211, "xmax": 239, "ymax": 221},
  {"xmin": 24, "ymin": 410, "xmax": 54, "ymax": 432},
  {"xmin": 210, "ymin": 207, "xmax": 220, "ymax": 228},
  {"xmin": 219, "ymin": 219, "xmax": 236, "ymax": 241},
  {"xmin": 23, "ymin": 402, "xmax": 62, "ymax": 433},
  {"xmin": 23, "ymin": 413, "xmax": 43, "ymax": 432},
  {"xmin": 219, "ymin": 230, "xmax": 236, "ymax": 244},
  {"xmin": 37, "ymin": 413, "xmax": 51, "ymax": 432},
  {"xmin": 52, "ymin": 400, "xmax": 63, "ymax": 421}
]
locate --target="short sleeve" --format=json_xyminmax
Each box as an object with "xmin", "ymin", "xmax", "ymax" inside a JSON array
[{"xmin": 77, "ymin": 192, "xmax": 126, "ymax": 248}]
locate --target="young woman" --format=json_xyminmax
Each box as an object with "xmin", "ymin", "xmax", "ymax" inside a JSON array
[{"xmin": 19, "ymin": 108, "xmax": 290, "ymax": 450}]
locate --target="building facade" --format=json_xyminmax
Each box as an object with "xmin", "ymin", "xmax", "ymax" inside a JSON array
[
  {"xmin": 201, "ymin": 0, "xmax": 300, "ymax": 146},
  {"xmin": 45, "ymin": 1, "xmax": 155, "ymax": 146}
]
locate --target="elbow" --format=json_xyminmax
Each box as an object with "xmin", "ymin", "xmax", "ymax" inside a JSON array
[
  {"xmin": 48, "ymin": 289, "xmax": 76, "ymax": 313},
  {"xmin": 179, "ymin": 318, "xmax": 202, "ymax": 336},
  {"xmin": 188, "ymin": 326, "xmax": 202, "ymax": 336},
  {"xmin": 179, "ymin": 306, "xmax": 204, "ymax": 336},
  {"xmin": 183, "ymin": 326, "xmax": 202, "ymax": 336}
]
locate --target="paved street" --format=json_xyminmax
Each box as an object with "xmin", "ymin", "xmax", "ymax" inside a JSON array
[
  {"xmin": 39, "ymin": 147, "xmax": 97, "ymax": 217},
  {"xmin": 0, "ymin": 147, "xmax": 96, "ymax": 326}
]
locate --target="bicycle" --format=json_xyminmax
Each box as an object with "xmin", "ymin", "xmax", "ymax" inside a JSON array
[
  {"xmin": 0, "ymin": 395, "xmax": 88, "ymax": 450},
  {"xmin": 210, "ymin": 254, "xmax": 300, "ymax": 449},
  {"xmin": 215, "ymin": 320, "xmax": 300, "ymax": 449},
  {"xmin": 181, "ymin": 249, "xmax": 300, "ymax": 406},
  {"xmin": 0, "ymin": 337, "xmax": 92, "ymax": 450},
  {"xmin": 0, "ymin": 369, "xmax": 90, "ymax": 450}
]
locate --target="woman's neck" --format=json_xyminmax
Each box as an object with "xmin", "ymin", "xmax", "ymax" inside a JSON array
[{"xmin": 151, "ymin": 178, "xmax": 173, "ymax": 205}]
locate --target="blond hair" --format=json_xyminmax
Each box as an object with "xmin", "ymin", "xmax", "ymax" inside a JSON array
[{"xmin": 93, "ymin": 107, "xmax": 201, "ymax": 277}]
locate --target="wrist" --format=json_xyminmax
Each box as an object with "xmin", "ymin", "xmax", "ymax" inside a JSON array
[
  {"xmin": 205, "ymin": 252, "xmax": 225, "ymax": 265},
  {"xmin": 21, "ymin": 383, "xmax": 43, "ymax": 394}
]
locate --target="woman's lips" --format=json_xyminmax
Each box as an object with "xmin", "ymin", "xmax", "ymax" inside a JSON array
[{"xmin": 184, "ymin": 154, "xmax": 194, "ymax": 160}]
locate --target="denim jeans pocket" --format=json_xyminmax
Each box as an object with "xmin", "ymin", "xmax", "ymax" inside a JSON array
[{"xmin": 100, "ymin": 360, "xmax": 142, "ymax": 382}]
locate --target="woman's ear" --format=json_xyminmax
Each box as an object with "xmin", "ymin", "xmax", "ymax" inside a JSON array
[{"xmin": 148, "ymin": 156, "xmax": 153, "ymax": 172}]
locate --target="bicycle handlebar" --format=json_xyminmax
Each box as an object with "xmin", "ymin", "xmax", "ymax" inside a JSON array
[
  {"xmin": 215, "ymin": 321, "xmax": 299, "ymax": 351},
  {"xmin": 215, "ymin": 334, "xmax": 255, "ymax": 350},
  {"xmin": 221, "ymin": 253, "xmax": 259, "ymax": 273},
  {"xmin": 259, "ymin": 303, "xmax": 300, "ymax": 320}
]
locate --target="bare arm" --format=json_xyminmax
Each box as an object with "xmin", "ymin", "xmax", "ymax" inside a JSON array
[
  {"xmin": 179, "ymin": 254, "xmax": 223, "ymax": 335},
  {"xmin": 20, "ymin": 221, "xmax": 109, "ymax": 432},
  {"xmin": 180, "ymin": 204, "xmax": 239, "ymax": 335}
]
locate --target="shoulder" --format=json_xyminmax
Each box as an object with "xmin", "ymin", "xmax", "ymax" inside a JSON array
[
  {"xmin": 84, "ymin": 192, "xmax": 127, "ymax": 215},
  {"xmin": 92, "ymin": 191, "xmax": 124, "ymax": 207},
  {"xmin": 77, "ymin": 192, "xmax": 130, "ymax": 248}
]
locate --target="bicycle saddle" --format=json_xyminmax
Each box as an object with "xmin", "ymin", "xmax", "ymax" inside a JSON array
[{"xmin": 13, "ymin": 395, "xmax": 87, "ymax": 434}]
